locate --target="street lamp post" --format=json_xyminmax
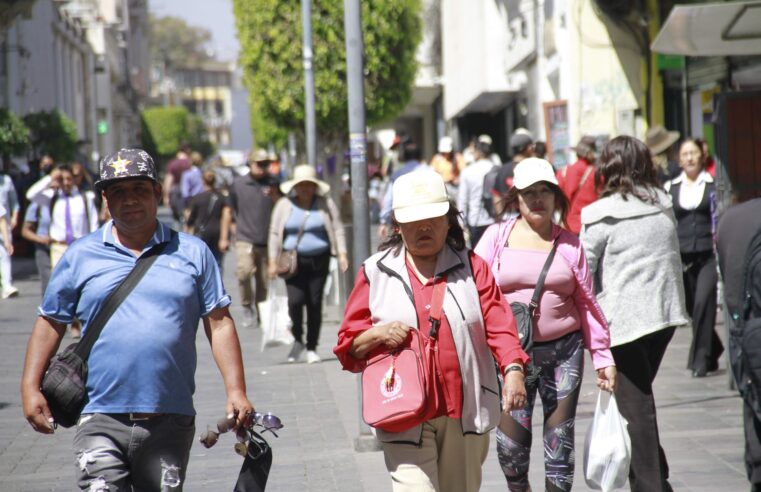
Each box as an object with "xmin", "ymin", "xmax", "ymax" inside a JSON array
[
  {"xmin": 301, "ymin": 0, "xmax": 317, "ymax": 167},
  {"xmin": 343, "ymin": 0, "xmax": 378, "ymax": 452}
]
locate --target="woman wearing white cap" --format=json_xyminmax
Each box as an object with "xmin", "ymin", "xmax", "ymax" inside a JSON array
[
  {"xmin": 334, "ymin": 171, "xmax": 529, "ymax": 492},
  {"xmin": 268, "ymin": 165, "xmax": 348, "ymax": 364},
  {"xmin": 475, "ymin": 157, "xmax": 617, "ymax": 492}
]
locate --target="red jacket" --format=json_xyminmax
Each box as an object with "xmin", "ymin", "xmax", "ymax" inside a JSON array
[{"xmin": 558, "ymin": 158, "xmax": 599, "ymax": 234}]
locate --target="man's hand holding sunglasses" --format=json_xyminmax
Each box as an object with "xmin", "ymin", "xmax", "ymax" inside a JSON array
[{"xmin": 227, "ymin": 391, "xmax": 255, "ymax": 431}]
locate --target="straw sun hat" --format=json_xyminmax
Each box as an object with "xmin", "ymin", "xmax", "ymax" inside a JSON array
[{"xmin": 280, "ymin": 164, "xmax": 331, "ymax": 196}]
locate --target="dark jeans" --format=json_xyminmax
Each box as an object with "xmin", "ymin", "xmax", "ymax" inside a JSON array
[
  {"xmin": 73, "ymin": 413, "xmax": 195, "ymax": 491},
  {"xmin": 682, "ymin": 251, "xmax": 723, "ymax": 372},
  {"xmin": 285, "ymin": 252, "xmax": 330, "ymax": 351},
  {"xmin": 611, "ymin": 327, "xmax": 675, "ymax": 492}
]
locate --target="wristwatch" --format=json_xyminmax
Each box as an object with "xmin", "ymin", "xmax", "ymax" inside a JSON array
[{"xmin": 504, "ymin": 365, "xmax": 524, "ymax": 377}]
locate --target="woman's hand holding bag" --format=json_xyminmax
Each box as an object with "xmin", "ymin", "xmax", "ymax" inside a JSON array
[{"xmin": 583, "ymin": 390, "xmax": 631, "ymax": 491}]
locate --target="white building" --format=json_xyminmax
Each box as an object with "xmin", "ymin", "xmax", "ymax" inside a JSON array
[
  {"xmin": 441, "ymin": 0, "xmax": 645, "ymax": 165},
  {"xmin": 0, "ymin": 0, "xmax": 149, "ymax": 169}
]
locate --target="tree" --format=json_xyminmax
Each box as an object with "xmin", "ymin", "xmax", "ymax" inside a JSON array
[
  {"xmin": 233, "ymin": 0, "xmax": 422, "ymax": 148},
  {"xmin": 23, "ymin": 110, "xmax": 78, "ymax": 161},
  {"xmin": 0, "ymin": 109, "xmax": 29, "ymax": 161},
  {"xmin": 149, "ymin": 14, "xmax": 214, "ymax": 69},
  {"xmin": 141, "ymin": 106, "xmax": 214, "ymax": 165}
]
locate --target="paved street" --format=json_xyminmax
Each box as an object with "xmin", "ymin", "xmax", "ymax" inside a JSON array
[{"xmin": 0, "ymin": 217, "xmax": 751, "ymax": 491}]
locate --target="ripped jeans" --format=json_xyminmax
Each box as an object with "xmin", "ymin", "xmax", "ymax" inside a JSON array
[
  {"xmin": 73, "ymin": 413, "xmax": 195, "ymax": 491},
  {"xmin": 496, "ymin": 331, "xmax": 584, "ymax": 492}
]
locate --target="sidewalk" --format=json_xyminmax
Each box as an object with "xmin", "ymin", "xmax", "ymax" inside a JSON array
[{"xmin": 0, "ymin": 237, "xmax": 750, "ymax": 491}]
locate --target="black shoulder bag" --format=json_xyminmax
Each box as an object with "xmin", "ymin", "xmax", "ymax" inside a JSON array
[
  {"xmin": 40, "ymin": 238, "xmax": 171, "ymax": 428},
  {"xmin": 510, "ymin": 240, "xmax": 558, "ymax": 352}
]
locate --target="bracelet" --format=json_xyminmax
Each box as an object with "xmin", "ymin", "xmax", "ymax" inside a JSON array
[{"xmin": 504, "ymin": 365, "xmax": 524, "ymax": 376}]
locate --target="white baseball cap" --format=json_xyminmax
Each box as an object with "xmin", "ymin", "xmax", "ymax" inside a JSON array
[
  {"xmin": 512, "ymin": 157, "xmax": 559, "ymax": 190},
  {"xmin": 438, "ymin": 136, "xmax": 453, "ymax": 153},
  {"xmin": 392, "ymin": 171, "xmax": 450, "ymax": 223}
]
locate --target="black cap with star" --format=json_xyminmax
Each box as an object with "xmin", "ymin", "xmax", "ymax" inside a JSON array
[{"xmin": 95, "ymin": 148, "xmax": 159, "ymax": 191}]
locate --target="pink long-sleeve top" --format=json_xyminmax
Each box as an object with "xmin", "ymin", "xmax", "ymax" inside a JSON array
[{"xmin": 474, "ymin": 218, "xmax": 615, "ymax": 370}]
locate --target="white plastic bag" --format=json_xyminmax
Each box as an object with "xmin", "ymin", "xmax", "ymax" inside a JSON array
[
  {"xmin": 584, "ymin": 390, "xmax": 631, "ymax": 491},
  {"xmin": 257, "ymin": 279, "xmax": 293, "ymax": 351}
]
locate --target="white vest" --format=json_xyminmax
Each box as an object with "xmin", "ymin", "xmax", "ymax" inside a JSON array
[{"xmin": 363, "ymin": 244, "xmax": 501, "ymax": 444}]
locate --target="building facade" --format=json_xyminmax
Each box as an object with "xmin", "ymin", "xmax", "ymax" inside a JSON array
[
  {"xmin": 440, "ymin": 0, "xmax": 646, "ymax": 165},
  {"xmin": 0, "ymin": 0, "xmax": 149, "ymax": 169}
]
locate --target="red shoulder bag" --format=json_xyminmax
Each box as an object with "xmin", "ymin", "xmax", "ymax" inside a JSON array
[{"xmin": 361, "ymin": 277, "xmax": 446, "ymax": 433}]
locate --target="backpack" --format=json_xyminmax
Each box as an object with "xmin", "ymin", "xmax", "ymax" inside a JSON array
[
  {"xmin": 481, "ymin": 166, "xmax": 500, "ymax": 219},
  {"xmin": 730, "ymin": 224, "xmax": 761, "ymax": 419}
]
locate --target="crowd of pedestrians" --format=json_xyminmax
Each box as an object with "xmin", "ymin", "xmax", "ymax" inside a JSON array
[
  {"xmin": 11, "ymin": 122, "xmax": 761, "ymax": 492},
  {"xmin": 336, "ymin": 126, "xmax": 760, "ymax": 492}
]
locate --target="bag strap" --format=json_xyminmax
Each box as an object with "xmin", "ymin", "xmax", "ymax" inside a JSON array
[
  {"xmin": 196, "ymin": 193, "xmax": 219, "ymax": 235},
  {"xmin": 73, "ymin": 232, "xmax": 174, "ymax": 360},
  {"xmin": 529, "ymin": 240, "xmax": 558, "ymax": 313},
  {"xmin": 570, "ymin": 165, "xmax": 594, "ymax": 204},
  {"xmin": 292, "ymin": 209, "xmax": 311, "ymax": 250},
  {"xmin": 427, "ymin": 277, "xmax": 447, "ymax": 338}
]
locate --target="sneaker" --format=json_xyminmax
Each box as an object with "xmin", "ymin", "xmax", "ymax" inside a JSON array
[
  {"xmin": 1, "ymin": 285, "xmax": 19, "ymax": 299},
  {"xmin": 287, "ymin": 341, "xmax": 305, "ymax": 363},
  {"xmin": 306, "ymin": 350, "xmax": 321, "ymax": 364},
  {"xmin": 241, "ymin": 306, "xmax": 254, "ymax": 328}
]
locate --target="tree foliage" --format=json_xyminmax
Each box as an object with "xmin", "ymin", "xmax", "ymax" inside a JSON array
[
  {"xmin": 0, "ymin": 109, "xmax": 29, "ymax": 158},
  {"xmin": 141, "ymin": 106, "xmax": 214, "ymax": 164},
  {"xmin": 23, "ymin": 110, "xmax": 78, "ymax": 161},
  {"xmin": 149, "ymin": 14, "xmax": 214, "ymax": 69},
  {"xmin": 141, "ymin": 106, "xmax": 189, "ymax": 161},
  {"xmin": 233, "ymin": 0, "xmax": 422, "ymax": 146}
]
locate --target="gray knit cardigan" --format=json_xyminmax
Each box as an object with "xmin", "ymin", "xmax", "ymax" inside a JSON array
[{"xmin": 580, "ymin": 187, "xmax": 689, "ymax": 347}]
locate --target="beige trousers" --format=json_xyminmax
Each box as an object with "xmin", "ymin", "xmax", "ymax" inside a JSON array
[
  {"xmin": 50, "ymin": 243, "xmax": 68, "ymax": 270},
  {"xmin": 381, "ymin": 417, "xmax": 490, "ymax": 492},
  {"xmin": 234, "ymin": 241, "xmax": 269, "ymax": 307}
]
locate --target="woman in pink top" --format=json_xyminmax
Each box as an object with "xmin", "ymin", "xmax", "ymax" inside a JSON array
[{"xmin": 475, "ymin": 158, "xmax": 617, "ymax": 492}]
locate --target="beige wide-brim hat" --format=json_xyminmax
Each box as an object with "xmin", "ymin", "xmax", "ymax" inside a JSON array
[
  {"xmin": 646, "ymin": 125, "xmax": 680, "ymax": 155},
  {"xmin": 392, "ymin": 170, "xmax": 450, "ymax": 223},
  {"xmin": 512, "ymin": 157, "xmax": 559, "ymax": 190},
  {"xmin": 280, "ymin": 164, "xmax": 330, "ymax": 196}
]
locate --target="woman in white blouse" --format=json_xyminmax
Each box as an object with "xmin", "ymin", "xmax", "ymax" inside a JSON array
[{"xmin": 665, "ymin": 138, "xmax": 722, "ymax": 377}]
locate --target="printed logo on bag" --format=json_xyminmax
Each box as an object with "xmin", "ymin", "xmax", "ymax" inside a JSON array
[{"xmin": 380, "ymin": 373, "xmax": 402, "ymax": 399}]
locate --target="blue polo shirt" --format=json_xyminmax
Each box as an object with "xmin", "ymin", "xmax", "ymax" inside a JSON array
[{"xmin": 39, "ymin": 220, "xmax": 231, "ymax": 415}]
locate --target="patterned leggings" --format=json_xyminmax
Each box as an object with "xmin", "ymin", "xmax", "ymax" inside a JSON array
[{"xmin": 496, "ymin": 331, "xmax": 584, "ymax": 492}]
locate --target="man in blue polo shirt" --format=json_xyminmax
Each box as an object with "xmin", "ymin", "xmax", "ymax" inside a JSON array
[{"xmin": 21, "ymin": 148, "xmax": 254, "ymax": 491}]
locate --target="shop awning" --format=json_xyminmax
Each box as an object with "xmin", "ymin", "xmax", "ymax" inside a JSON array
[{"xmin": 652, "ymin": 1, "xmax": 761, "ymax": 56}]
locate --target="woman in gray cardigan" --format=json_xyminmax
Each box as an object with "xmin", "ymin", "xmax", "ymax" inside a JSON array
[
  {"xmin": 268, "ymin": 165, "xmax": 348, "ymax": 364},
  {"xmin": 580, "ymin": 136, "xmax": 689, "ymax": 492}
]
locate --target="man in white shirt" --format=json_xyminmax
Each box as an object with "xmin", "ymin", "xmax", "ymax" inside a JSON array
[
  {"xmin": 457, "ymin": 135, "xmax": 497, "ymax": 247},
  {"xmin": 45, "ymin": 164, "xmax": 99, "ymax": 268}
]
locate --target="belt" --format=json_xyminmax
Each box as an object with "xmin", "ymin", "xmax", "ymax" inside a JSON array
[
  {"xmin": 50, "ymin": 240, "xmax": 69, "ymax": 245},
  {"xmin": 110, "ymin": 413, "xmax": 165, "ymax": 421}
]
